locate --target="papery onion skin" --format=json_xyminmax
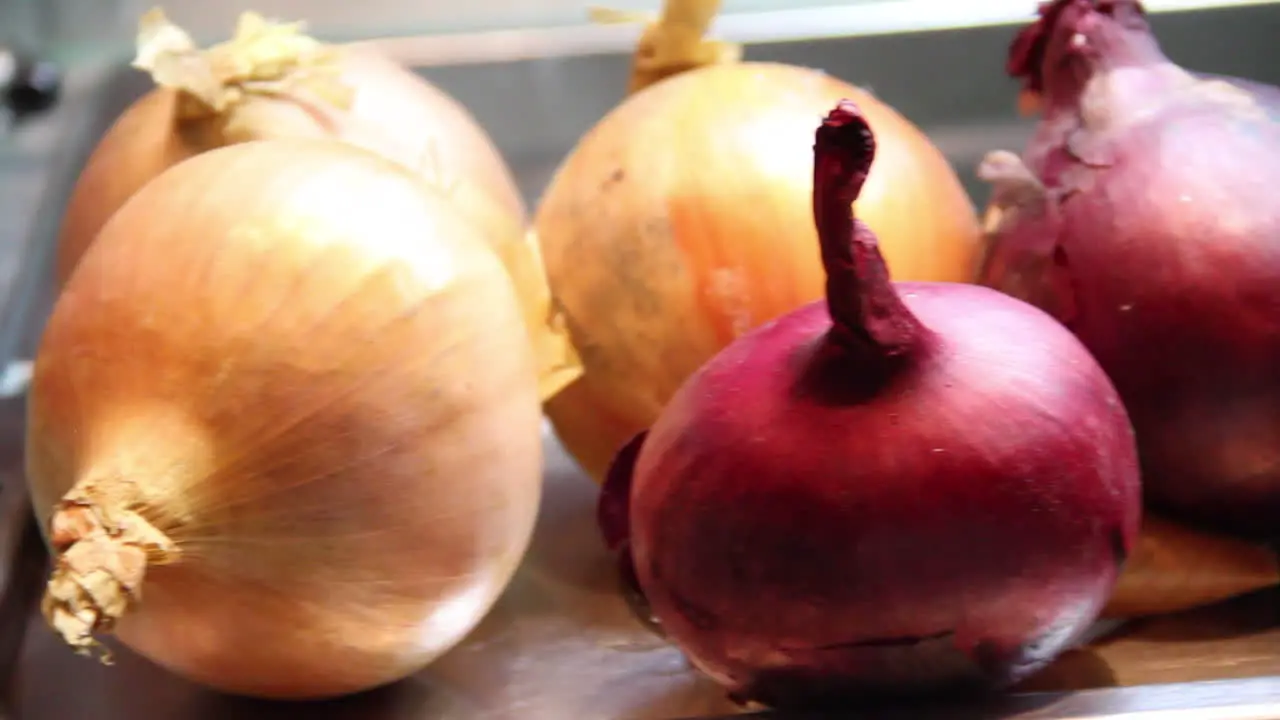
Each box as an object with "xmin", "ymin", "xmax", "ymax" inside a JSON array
[
  {"xmin": 28, "ymin": 139, "xmax": 543, "ymax": 700},
  {"xmin": 979, "ymin": 0, "xmax": 1280, "ymax": 537},
  {"xmin": 56, "ymin": 12, "xmax": 524, "ymax": 286},
  {"xmin": 537, "ymin": 61, "xmax": 982, "ymax": 481},
  {"xmin": 604, "ymin": 101, "xmax": 1141, "ymax": 709}
]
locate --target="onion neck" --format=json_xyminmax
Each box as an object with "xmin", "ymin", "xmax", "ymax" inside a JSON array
[
  {"xmin": 1008, "ymin": 0, "xmax": 1169, "ymax": 116},
  {"xmin": 42, "ymin": 476, "xmax": 179, "ymax": 662},
  {"xmin": 588, "ymin": 0, "xmax": 740, "ymax": 95},
  {"xmin": 812, "ymin": 101, "xmax": 929, "ymax": 360},
  {"xmin": 132, "ymin": 8, "xmax": 354, "ymax": 121}
]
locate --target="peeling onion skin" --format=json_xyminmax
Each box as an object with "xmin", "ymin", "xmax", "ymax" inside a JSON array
[
  {"xmin": 602, "ymin": 102, "xmax": 1141, "ymax": 709},
  {"xmin": 980, "ymin": 0, "xmax": 1280, "ymax": 537},
  {"xmin": 27, "ymin": 140, "xmax": 543, "ymax": 700}
]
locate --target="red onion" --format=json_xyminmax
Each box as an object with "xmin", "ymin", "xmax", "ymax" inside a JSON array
[
  {"xmin": 979, "ymin": 0, "xmax": 1280, "ymax": 537},
  {"xmin": 599, "ymin": 100, "xmax": 1142, "ymax": 709}
]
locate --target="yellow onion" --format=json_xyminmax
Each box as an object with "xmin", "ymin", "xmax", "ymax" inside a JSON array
[
  {"xmin": 536, "ymin": 0, "xmax": 982, "ymax": 479},
  {"xmin": 28, "ymin": 139, "xmax": 543, "ymax": 699},
  {"xmin": 56, "ymin": 8, "xmax": 579, "ymax": 400}
]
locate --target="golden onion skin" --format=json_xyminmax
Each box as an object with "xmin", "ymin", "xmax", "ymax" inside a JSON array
[{"xmin": 29, "ymin": 139, "xmax": 542, "ymax": 700}]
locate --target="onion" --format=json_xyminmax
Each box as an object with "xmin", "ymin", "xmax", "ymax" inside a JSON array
[
  {"xmin": 28, "ymin": 139, "xmax": 543, "ymax": 700},
  {"xmin": 978, "ymin": 0, "xmax": 1280, "ymax": 537},
  {"xmin": 600, "ymin": 100, "xmax": 1142, "ymax": 709},
  {"xmin": 537, "ymin": 0, "xmax": 982, "ymax": 480},
  {"xmin": 56, "ymin": 8, "xmax": 579, "ymax": 400}
]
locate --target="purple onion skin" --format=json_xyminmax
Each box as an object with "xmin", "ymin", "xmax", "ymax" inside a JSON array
[
  {"xmin": 603, "ymin": 102, "xmax": 1142, "ymax": 710},
  {"xmin": 982, "ymin": 0, "xmax": 1280, "ymax": 537}
]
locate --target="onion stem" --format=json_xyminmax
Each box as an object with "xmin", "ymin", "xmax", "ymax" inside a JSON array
[
  {"xmin": 132, "ymin": 7, "xmax": 353, "ymax": 120},
  {"xmin": 625, "ymin": 0, "xmax": 741, "ymax": 95},
  {"xmin": 813, "ymin": 102, "xmax": 928, "ymax": 358},
  {"xmin": 1007, "ymin": 0, "xmax": 1165, "ymax": 114}
]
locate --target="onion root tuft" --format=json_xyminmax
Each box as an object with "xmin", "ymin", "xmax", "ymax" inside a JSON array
[
  {"xmin": 133, "ymin": 7, "xmax": 354, "ymax": 120},
  {"xmin": 43, "ymin": 481, "xmax": 179, "ymax": 663}
]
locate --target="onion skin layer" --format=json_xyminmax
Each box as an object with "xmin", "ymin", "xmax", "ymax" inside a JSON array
[
  {"xmin": 537, "ymin": 61, "xmax": 982, "ymax": 481},
  {"xmin": 980, "ymin": 0, "xmax": 1280, "ymax": 536},
  {"xmin": 609, "ymin": 102, "xmax": 1141, "ymax": 708},
  {"xmin": 28, "ymin": 139, "xmax": 543, "ymax": 700}
]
